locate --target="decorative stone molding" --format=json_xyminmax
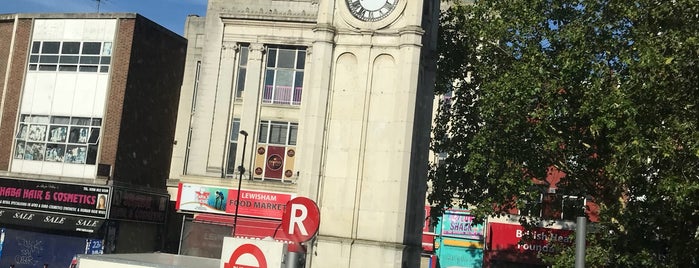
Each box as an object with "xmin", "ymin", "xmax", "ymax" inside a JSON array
[
  {"xmin": 220, "ymin": 7, "xmax": 318, "ymax": 23},
  {"xmin": 222, "ymin": 41, "xmax": 239, "ymax": 58}
]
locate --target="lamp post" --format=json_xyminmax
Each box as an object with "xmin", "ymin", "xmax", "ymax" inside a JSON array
[{"xmin": 233, "ymin": 130, "xmax": 248, "ymax": 236}]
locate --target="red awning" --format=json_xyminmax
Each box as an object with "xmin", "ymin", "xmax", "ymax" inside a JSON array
[{"xmin": 193, "ymin": 213, "xmax": 305, "ymax": 252}]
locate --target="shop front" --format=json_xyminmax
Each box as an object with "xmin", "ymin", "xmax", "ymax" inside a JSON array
[
  {"xmin": 485, "ymin": 221, "xmax": 574, "ymax": 268},
  {"xmin": 106, "ymin": 187, "xmax": 170, "ymax": 254},
  {"xmin": 175, "ymin": 182, "xmax": 300, "ymax": 260},
  {"xmin": 434, "ymin": 209, "xmax": 485, "ymax": 268},
  {"xmin": 0, "ymin": 177, "xmax": 109, "ymax": 267}
]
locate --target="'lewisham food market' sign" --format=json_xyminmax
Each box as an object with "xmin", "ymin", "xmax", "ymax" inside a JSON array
[
  {"xmin": 176, "ymin": 183, "xmax": 294, "ymax": 219},
  {"xmin": 0, "ymin": 177, "xmax": 110, "ymax": 219}
]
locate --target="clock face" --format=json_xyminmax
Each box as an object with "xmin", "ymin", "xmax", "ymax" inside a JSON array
[{"xmin": 346, "ymin": 0, "xmax": 398, "ymax": 22}]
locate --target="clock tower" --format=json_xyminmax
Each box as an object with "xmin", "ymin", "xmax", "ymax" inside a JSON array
[{"xmin": 297, "ymin": 0, "xmax": 439, "ymax": 266}]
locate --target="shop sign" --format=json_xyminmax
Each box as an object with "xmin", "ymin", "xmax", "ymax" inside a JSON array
[
  {"xmin": 220, "ymin": 237, "xmax": 287, "ymax": 268},
  {"xmin": 176, "ymin": 183, "xmax": 294, "ymax": 219},
  {"xmin": 435, "ymin": 238, "xmax": 484, "ymax": 268},
  {"xmin": 109, "ymin": 187, "xmax": 169, "ymax": 223},
  {"xmin": 439, "ymin": 210, "xmax": 485, "ymax": 240},
  {"xmin": 0, "ymin": 208, "xmax": 103, "ymax": 233},
  {"xmin": 0, "ymin": 177, "xmax": 110, "ymax": 218},
  {"xmin": 488, "ymin": 222, "xmax": 574, "ymax": 255}
]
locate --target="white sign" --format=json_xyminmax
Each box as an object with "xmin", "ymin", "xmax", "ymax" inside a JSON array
[{"xmin": 220, "ymin": 237, "xmax": 287, "ymax": 268}]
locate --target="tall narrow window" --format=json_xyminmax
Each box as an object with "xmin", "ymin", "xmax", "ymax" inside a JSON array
[
  {"xmin": 262, "ymin": 46, "xmax": 305, "ymax": 105},
  {"xmin": 235, "ymin": 45, "xmax": 249, "ymax": 98},
  {"xmin": 225, "ymin": 118, "xmax": 241, "ymax": 175}
]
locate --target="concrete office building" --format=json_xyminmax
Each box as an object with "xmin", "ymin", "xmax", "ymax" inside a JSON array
[
  {"xmin": 169, "ymin": 0, "xmax": 439, "ymax": 267},
  {"xmin": 0, "ymin": 13, "xmax": 186, "ymax": 267}
]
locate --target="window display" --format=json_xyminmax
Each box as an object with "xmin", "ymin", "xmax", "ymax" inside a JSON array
[{"xmin": 13, "ymin": 114, "xmax": 101, "ymax": 165}]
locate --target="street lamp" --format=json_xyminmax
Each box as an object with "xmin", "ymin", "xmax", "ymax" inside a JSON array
[{"xmin": 233, "ymin": 130, "xmax": 248, "ymax": 236}]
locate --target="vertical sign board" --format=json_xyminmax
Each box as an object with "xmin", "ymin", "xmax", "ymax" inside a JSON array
[{"xmin": 220, "ymin": 237, "xmax": 287, "ymax": 268}]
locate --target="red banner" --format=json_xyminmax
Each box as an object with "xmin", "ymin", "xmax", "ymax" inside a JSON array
[
  {"xmin": 488, "ymin": 222, "xmax": 574, "ymax": 255},
  {"xmin": 264, "ymin": 146, "xmax": 285, "ymax": 179}
]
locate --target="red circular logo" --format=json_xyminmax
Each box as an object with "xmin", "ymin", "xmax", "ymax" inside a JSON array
[
  {"xmin": 281, "ymin": 197, "xmax": 321, "ymax": 243},
  {"xmin": 224, "ymin": 243, "xmax": 267, "ymax": 268},
  {"xmin": 266, "ymin": 154, "xmax": 283, "ymax": 170},
  {"xmin": 257, "ymin": 147, "xmax": 266, "ymax": 155}
]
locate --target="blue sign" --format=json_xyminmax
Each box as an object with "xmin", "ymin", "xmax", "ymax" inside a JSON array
[{"xmin": 438, "ymin": 210, "xmax": 485, "ymax": 240}]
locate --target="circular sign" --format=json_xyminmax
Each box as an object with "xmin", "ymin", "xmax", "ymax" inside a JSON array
[
  {"xmin": 281, "ymin": 197, "xmax": 320, "ymax": 243},
  {"xmin": 266, "ymin": 154, "xmax": 283, "ymax": 170},
  {"xmin": 224, "ymin": 243, "xmax": 268, "ymax": 268}
]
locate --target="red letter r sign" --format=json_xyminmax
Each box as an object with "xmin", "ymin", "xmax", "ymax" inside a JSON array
[{"xmin": 281, "ymin": 197, "xmax": 320, "ymax": 243}]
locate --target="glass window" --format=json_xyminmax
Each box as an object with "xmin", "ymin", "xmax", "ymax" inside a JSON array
[
  {"xmin": 289, "ymin": 123, "xmax": 298, "ymax": 145},
  {"xmin": 38, "ymin": 65, "xmax": 57, "ymax": 71},
  {"xmin": 16, "ymin": 115, "xmax": 101, "ymax": 164},
  {"xmin": 79, "ymin": 66, "xmax": 98, "ymax": 72},
  {"xmin": 277, "ymin": 49, "xmax": 296, "ymax": 68},
  {"xmin": 262, "ymin": 46, "xmax": 306, "ymax": 105},
  {"xmin": 29, "ymin": 41, "xmax": 111, "ymax": 73},
  {"xmin": 45, "ymin": 144, "xmax": 65, "ymax": 162},
  {"xmin": 80, "ymin": 56, "xmax": 100, "ymax": 64},
  {"xmin": 226, "ymin": 118, "xmax": 241, "ymax": 175},
  {"xmin": 82, "ymin": 42, "xmax": 101, "ymax": 55},
  {"xmin": 62, "ymin": 42, "xmax": 80, "ymax": 54},
  {"xmin": 65, "ymin": 145, "xmax": 86, "ymax": 164},
  {"xmin": 269, "ymin": 121, "xmax": 288, "ymax": 145},
  {"xmin": 60, "ymin": 56, "xmax": 79, "ymax": 64},
  {"xmin": 41, "ymin": 42, "xmax": 60, "ymax": 54},
  {"xmin": 235, "ymin": 45, "xmax": 249, "ymax": 98},
  {"xmin": 258, "ymin": 121, "xmax": 269, "ymax": 143},
  {"xmin": 31, "ymin": 42, "xmax": 41, "ymax": 53},
  {"xmin": 48, "ymin": 126, "xmax": 67, "ymax": 142},
  {"xmin": 101, "ymin": 42, "xmax": 112, "ymax": 56},
  {"xmin": 258, "ymin": 120, "xmax": 298, "ymax": 146},
  {"xmin": 59, "ymin": 65, "xmax": 77, "ymax": 72},
  {"xmin": 296, "ymin": 50, "xmax": 306, "ymax": 69},
  {"xmin": 266, "ymin": 48, "xmax": 277, "ymax": 67},
  {"xmin": 40, "ymin": 55, "xmax": 58, "ymax": 63}
]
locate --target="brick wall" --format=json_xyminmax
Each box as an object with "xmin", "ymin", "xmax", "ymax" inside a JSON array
[
  {"xmin": 0, "ymin": 19, "xmax": 31, "ymax": 171},
  {"xmin": 99, "ymin": 18, "xmax": 134, "ymax": 173},
  {"xmin": 111, "ymin": 16, "xmax": 187, "ymax": 189}
]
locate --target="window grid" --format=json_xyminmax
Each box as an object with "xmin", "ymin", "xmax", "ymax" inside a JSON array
[
  {"xmin": 258, "ymin": 120, "xmax": 298, "ymax": 146},
  {"xmin": 262, "ymin": 46, "xmax": 305, "ymax": 106},
  {"xmin": 28, "ymin": 41, "xmax": 112, "ymax": 73},
  {"xmin": 14, "ymin": 114, "xmax": 101, "ymax": 165}
]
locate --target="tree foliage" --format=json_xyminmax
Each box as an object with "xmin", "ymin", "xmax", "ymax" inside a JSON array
[{"xmin": 429, "ymin": 0, "xmax": 699, "ymax": 266}]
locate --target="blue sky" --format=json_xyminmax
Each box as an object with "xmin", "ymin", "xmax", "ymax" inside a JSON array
[{"xmin": 0, "ymin": 0, "xmax": 207, "ymax": 35}]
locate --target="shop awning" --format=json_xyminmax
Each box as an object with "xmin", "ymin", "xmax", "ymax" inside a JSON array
[
  {"xmin": 0, "ymin": 208, "xmax": 104, "ymax": 233},
  {"xmin": 193, "ymin": 213, "xmax": 304, "ymax": 252}
]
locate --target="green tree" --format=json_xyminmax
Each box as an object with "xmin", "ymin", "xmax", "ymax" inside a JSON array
[{"xmin": 429, "ymin": 0, "xmax": 699, "ymax": 266}]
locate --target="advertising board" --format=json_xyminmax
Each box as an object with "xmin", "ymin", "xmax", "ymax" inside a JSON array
[
  {"xmin": 0, "ymin": 177, "xmax": 110, "ymax": 218},
  {"xmin": 176, "ymin": 183, "xmax": 294, "ymax": 219},
  {"xmin": 488, "ymin": 222, "xmax": 574, "ymax": 255}
]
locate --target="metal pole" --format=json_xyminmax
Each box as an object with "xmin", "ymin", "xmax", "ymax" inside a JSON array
[
  {"xmin": 233, "ymin": 130, "xmax": 248, "ymax": 236},
  {"xmin": 575, "ymin": 216, "xmax": 586, "ymax": 268}
]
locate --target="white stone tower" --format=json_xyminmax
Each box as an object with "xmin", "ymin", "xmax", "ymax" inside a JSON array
[{"xmin": 297, "ymin": 0, "xmax": 439, "ymax": 266}]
